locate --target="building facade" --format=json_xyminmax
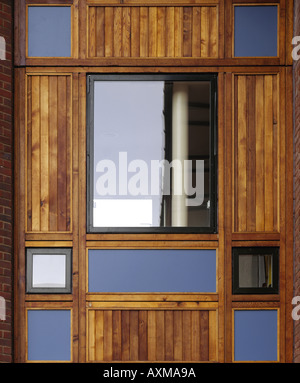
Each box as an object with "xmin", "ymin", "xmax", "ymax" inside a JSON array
[{"xmin": 0, "ymin": 0, "xmax": 299, "ymax": 363}]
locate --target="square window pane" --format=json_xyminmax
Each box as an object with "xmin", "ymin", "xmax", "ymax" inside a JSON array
[
  {"xmin": 234, "ymin": 6, "xmax": 278, "ymax": 57},
  {"xmin": 32, "ymin": 253, "xmax": 66, "ymax": 288},
  {"xmin": 234, "ymin": 310, "xmax": 278, "ymax": 361},
  {"xmin": 87, "ymin": 74, "xmax": 217, "ymax": 233},
  {"xmin": 232, "ymin": 247, "xmax": 279, "ymax": 295},
  {"xmin": 27, "ymin": 310, "xmax": 71, "ymax": 361},
  {"xmin": 28, "ymin": 6, "xmax": 71, "ymax": 57},
  {"xmin": 26, "ymin": 248, "xmax": 72, "ymax": 293}
]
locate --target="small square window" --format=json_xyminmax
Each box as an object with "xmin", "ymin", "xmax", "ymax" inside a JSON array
[
  {"xmin": 232, "ymin": 247, "xmax": 279, "ymax": 294},
  {"xmin": 234, "ymin": 5, "xmax": 278, "ymax": 57},
  {"xmin": 27, "ymin": 6, "xmax": 71, "ymax": 57},
  {"xmin": 87, "ymin": 74, "xmax": 218, "ymax": 233},
  {"xmin": 26, "ymin": 248, "xmax": 72, "ymax": 294}
]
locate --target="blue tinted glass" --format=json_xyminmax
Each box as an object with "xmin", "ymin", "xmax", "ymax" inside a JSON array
[
  {"xmin": 27, "ymin": 310, "xmax": 71, "ymax": 361},
  {"xmin": 88, "ymin": 249, "xmax": 216, "ymax": 292},
  {"xmin": 234, "ymin": 6, "xmax": 277, "ymax": 57},
  {"xmin": 28, "ymin": 6, "xmax": 71, "ymax": 57},
  {"xmin": 234, "ymin": 310, "xmax": 278, "ymax": 361}
]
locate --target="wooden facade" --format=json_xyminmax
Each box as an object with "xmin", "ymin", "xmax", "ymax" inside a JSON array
[{"xmin": 14, "ymin": 0, "xmax": 294, "ymax": 362}]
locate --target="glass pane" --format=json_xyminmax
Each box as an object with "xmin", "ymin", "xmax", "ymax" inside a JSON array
[
  {"xmin": 232, "ymin": 247, "xmax": 279, "ymax": 294},
  {"xmin": 27, "ymin": 310, "xmax": 71, "ymax": 361},
  {"xmin": 92, "ymin": 79, "xmax": 213, "ymax": 229},
  {"xmin": 28, "ymin": 6, "xmax": 71, "ymax": 57},
  {"xmin": 32, "ymin": 253, "xmax": 66, "ymax": 288},
  {"xmin": 234, "ymin": 310, "xmax": 278, "ymax": 361},
  {"xmin": 88, "ymin": 249, "xmax": 216, "ymax": 293},
  {"xmin": 238, "ymin": 254, "xmax": 273, "ymax": 289},
  {"xmin": 234, "ymin": 6, "xmax": 278, "ymax": 57}
]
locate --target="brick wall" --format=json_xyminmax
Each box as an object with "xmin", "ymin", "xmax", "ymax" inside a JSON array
[
  {"xmin": 0, "ymin": 0, "xmax": 13, "ymax": 363},
  {"xmin": 294, "ymin": 0, "xmax": 300, "ymax": 364}
]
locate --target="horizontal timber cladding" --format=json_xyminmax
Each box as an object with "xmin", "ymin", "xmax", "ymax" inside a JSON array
[
  {"xmin": 232, "ymin": 73, "xmax": 280, "ymax": 233},
  {"xmin": 26, "ymin": 74, "xmax": 72, "ymax": 233},
  {"xmin": 87, "ymin": 309, "xmax": 217, "ymax": 362},
  {"xmin": 87, "ymin": 6, "xmax": 218, "ymax": 58}
]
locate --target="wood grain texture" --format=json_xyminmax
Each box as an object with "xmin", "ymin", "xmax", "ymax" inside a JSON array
[
  {"xmin": 87, "ymin": 309, "xmax": 217, "ymax": 362},
  {"xmin": 233, "ymin": 74, "xmax": 280, "ymax": 233},
  {"xmin": 26, "ymin": 75, "xmax": 72, "ymax": 233},
  {"xmin": 87, "ymin": 5, "xmax": 218, "ymax": 58}
]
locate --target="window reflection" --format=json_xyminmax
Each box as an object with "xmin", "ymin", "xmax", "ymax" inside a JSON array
[
  {"xmin": 91, "ymin": 77, "xmax": 215, "ymax": 230},
  {"xmin": 239, "ymin": 254, "xmax": 273, "ymax": 288}
]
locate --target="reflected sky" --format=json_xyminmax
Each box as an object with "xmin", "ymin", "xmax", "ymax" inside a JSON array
[
  {"xmin": 92, "ymin": 80, "xmax": 211, "ymax": 228},
  {"xmin": 94, "ymin": 81, "xmax": 165, "ymax": 226}
]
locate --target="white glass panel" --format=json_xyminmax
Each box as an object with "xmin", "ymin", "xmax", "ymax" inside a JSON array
[
  {"xmin": 93, "ymin": 199, "xmax": 153, "ymax": 227},
  {"xmin": 32, "ymin": 254, "xmax": 66, "ymax": 288}
]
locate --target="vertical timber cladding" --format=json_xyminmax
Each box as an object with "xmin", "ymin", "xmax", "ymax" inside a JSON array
[
  {"xmin": 26, "ymin": 74, "xmax": 72, "ymax": 233},
  {"xmin": 232, "ymin": 74, "xmax": 280, "ymax": 233},
  {"xmin": 87, "ymin": 308, "xmax": 218, "ymax": 362},
  {"xmin": 87, "ymin": 5, "xmax": 218, "ymax": 58},
  {"xmin": 14, "ymin": 0, "xmax": 295, "ymax": 363}
]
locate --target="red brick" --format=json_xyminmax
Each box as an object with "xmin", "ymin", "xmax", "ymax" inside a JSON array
[{"xmin": 0, "ymin": 0, "xmax": 12, "ymax": 363}]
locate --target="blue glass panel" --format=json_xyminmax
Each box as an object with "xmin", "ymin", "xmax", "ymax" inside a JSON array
[
  {"xmin": 234, "ymin": 6, "xmax": 278, "ymax": 57},
  {"xmin": 28, "ymin": 6, "xmax": 71, "ymax": 57},
  {"xmin": 234, "ymin": 310, "xmax": 278, "ymax": 361},
  {"xmin": 88, "ymin": 249, "xmax": 216, "ymax": 292},
  {"xmin": 27, "ymin": 310, "xmax": 71, "ymax": 361}
]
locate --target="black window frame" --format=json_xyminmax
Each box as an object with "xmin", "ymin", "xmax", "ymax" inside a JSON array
[
  {"xmin": 86, "ymin": 73, "xmax": 218, "ymax": 234},
  {"xmin": 232, "ymin": 247, "xmax": 279, "ymax": 295},
  {"xmin": 26, "ymin": 248, "xmax": 72, "ymax": 294}
]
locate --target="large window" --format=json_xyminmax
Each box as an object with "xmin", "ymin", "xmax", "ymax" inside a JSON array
[{"xmin": 87, "ymin": 74, "xmax": 217, "ymax": 233}]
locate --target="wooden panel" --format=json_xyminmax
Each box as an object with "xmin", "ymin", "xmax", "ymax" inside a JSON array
[
  {"xmin": 87, "ymin": 6, "xmax": 218, "ymax": 58},
  {"xmin": 26, "ymin": 74, "xmax": 72, "ymax": 233},
  {"xmin": 87, "ymin": 309, "xmax": 218, "ymax": 362},
  {"xmin": 233, "ymin": 74, "xmax": 280, "ymax": 233}
]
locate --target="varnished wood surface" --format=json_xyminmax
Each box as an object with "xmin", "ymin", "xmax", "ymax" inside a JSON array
[
  {"xmin": 233, "ymin": 74, "xmax": 280, "ymax": 233},
  {"xmin": 87, "ymin": 308, "xmax": 217, "ymax": 362},
  {"xmin": 87, "ymin": 5, "xmax": 218, "ymax": 59},
  {"xmin": 26, "ymin": 74, "xmax": 72, "ymax": 233},
  {"xmin": 13, "ymin": 0, "xmax": 294, "ymax": 363}
]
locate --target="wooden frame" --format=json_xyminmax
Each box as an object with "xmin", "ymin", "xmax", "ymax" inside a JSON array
[
  {"xmin": 15, "ymin": 0, "xmax": 292, "ymax": 67},
  {"xmin": 13, "ymin": 0, "xmax": 294, "ymax": 364}
]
